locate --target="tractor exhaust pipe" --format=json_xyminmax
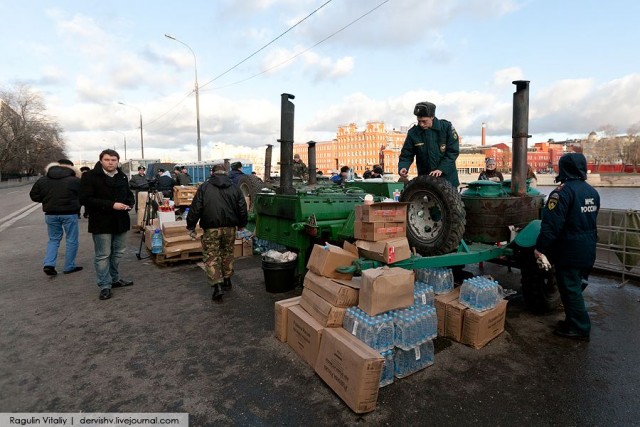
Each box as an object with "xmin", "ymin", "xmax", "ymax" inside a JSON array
[
  {"xmin": 278, "ymin": 93, "xmax": 296, "ymax": 195},
  {"xmin": 264, "ymin": 144, "xmax": 273, "ymax": 182},
  {"xmin": 511, "ymin": 80, "xmax": 530, "ymax": 196},
  {"xmin": 307, "ymin": 140, "xmax": 317, "ymax": 184}
]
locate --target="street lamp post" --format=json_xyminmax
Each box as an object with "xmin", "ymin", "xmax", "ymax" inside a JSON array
[
  {"xmin": 165, "ymin": 33, "xmax": 202, "ymax": 161},
  {"xmin": 118, "ymin": 102, "xmax": 144, "ymax": 159}
]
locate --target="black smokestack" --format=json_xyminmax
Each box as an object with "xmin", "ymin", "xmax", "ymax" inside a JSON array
[
  {"xmin": 278, "ymin": 93, "xmax": 295, "ymax": 195},
  {"xmin": 307, "ymin": 140, "xmax": 317, "ymax": 185},
  {"xmin": 264, "ymin": 144, "xmax": 273, "ymax": 182},
  {"xmin": 511, "ymin": 80, "xmax": 530, "ymax": 196}
]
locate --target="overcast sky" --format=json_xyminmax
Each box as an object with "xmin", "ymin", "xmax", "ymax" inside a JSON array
[{"xmin": 2, "ymin": 0, "xmax": 639, "ymax": 163}]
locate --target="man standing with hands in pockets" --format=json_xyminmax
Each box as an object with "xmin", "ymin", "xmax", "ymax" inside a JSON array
[{"xmin": 80, "ymin": 149, "xmax": 135, "ymax": 301}]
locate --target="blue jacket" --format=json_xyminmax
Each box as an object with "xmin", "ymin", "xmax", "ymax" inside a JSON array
[
  {"xmin": 535, "ymin": 153, "xmax": 600, "ymax": 268},
  {"xmin": 398, "ymin": 118, "xmax": 460, "ymax": 187}
]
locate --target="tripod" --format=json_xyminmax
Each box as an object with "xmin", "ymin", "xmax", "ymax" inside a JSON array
[{"xmin": 136, "ymin": 190, "xmax": 160, "ymax": 260}]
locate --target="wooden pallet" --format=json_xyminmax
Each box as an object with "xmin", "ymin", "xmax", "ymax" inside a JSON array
[{"xmin": 153, "ymin": 249, "xmax": 203, "ymax": 265}]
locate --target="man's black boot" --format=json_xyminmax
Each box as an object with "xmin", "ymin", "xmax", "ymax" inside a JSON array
[
  {"xmin": 212, "ymin": 283, "xmax": 224, "ymax": 301},
  {"xmin": 222, "ymin": 277, "xmax": 232, "ymax": 291}
]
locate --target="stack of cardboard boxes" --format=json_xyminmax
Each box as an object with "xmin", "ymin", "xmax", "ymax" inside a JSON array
[
  {"xmin": 274, "ymin": 201, "xmax": 509, "ymax": 412},
  {"xmin": 275, "ymin": 243, "xmax": 387, "ymax": 414}
]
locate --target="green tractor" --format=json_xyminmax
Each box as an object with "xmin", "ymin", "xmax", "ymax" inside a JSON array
[{"xmin": 252, "ymin": 85, "xmax": 559, "ymax": 313}]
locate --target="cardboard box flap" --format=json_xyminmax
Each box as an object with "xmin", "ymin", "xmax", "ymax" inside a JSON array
[{"xmin": 303, "ymin": 271, "xmax": 359, "ymax": 308}]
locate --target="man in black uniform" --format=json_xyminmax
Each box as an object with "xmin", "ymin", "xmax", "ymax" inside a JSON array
[{"xmin": 534, "ymin": 152, "xmax": 600, "ymax": 340}]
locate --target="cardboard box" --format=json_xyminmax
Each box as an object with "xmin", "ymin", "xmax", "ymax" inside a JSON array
[
  {"xmin": 287, "ymin": 305, "xmax": 324, "ymax": 367},
  {"xmin": 300, "ymin": 288, "xmax": 347, "ymax": 327},
  {"xmin": 234, "ymin": 239, "xmax": 243, "ymax": 258},
  {"xmin": 445, "ymin": 299, "xmax": 468, "ymax": 341},
  {"xmin": 157, "ymin": 211, "xmax": 176, "ymax": 228},
  {"xmin": 355, "ymin": 237, "xmax": 411, "ymax": 264},
  {"xmin": 355, "ymin": 202, "xmax": 407, "ymax": 223},
  {"xmin": 461, "ymin": 300, "xmax": 508, "ymax": 349},
  {"xmin": 274, "ymin": 297, "xmax": 302, "ymax": 342},
  {"xmin": 354, "ymin": 221, "xmax": 406, "ymax": 241},
  {"xmin": 307, "ymin": 243, "xmax": 359, "ymax": 280},
  {"xmin": 314, "ymin": 328, "xmax": 384, "ymax": 414},
  {"xmin": 162, "ymin": 240, "xmax": 202, "ymax": 255},
  {"xmin": 359, "ymin": 267, "xmax": 414, "ymax": 316},
  {"xmin": 144, "ymin": 225, "xmax": 156, "ymax": 251},
  {"xmin": 161, "ymin": 220, "xmax": 189, "ymax": 236},
  {"xmin": 434, "ymin": 287, "xmax": 461, "ymax": 337},
  {"xmin": 242, "ymin": 238, "xmax": 253, "ymax": 256},
  {"xmin": 233, "ymin": 238, "xmax": 253, "ymax": 258},
  {"xmin": 303, "ymin": 271, "xmax": 359, "ymax": 307}
]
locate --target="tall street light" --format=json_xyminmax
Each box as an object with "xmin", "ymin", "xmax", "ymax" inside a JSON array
[
  {"xmin": 165, "ymin": 33, "xmax": 202, "ymax": 161},
  {"xmin": 118, "ymin": 102, "xmax": 144, "ymax": 159}
]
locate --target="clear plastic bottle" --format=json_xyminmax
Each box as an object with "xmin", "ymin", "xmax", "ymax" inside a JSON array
[{"xmin": 151, "ymin": 229, "xmax": 163, "ymax": 254}]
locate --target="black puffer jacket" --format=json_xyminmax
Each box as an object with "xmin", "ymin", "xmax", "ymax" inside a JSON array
[
  {"xmin": 79, "ymin": 162, "xmax": 135, "ymax": 234},
  {"xmin": 186, "ymin": 173, "xmax": 248, "ymax": 230},
  {"xmin": 29, "ymin": 163, "xmax": 81, "ymax": 215}
]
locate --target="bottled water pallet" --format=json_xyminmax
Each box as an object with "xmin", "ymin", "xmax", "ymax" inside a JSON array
[{"xmin": 152, "ymin": 249, "xmax": 203, "ymax": 265}]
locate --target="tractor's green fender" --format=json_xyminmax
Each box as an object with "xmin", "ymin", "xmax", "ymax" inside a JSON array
[{"xmin": 513, "ymin": 219, "xmax": 541, "ymax": 248}]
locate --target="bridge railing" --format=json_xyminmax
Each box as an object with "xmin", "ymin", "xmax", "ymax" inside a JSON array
[{"xmin": 595, "ymin": 208, "xmax": 640, "ymax": 284}]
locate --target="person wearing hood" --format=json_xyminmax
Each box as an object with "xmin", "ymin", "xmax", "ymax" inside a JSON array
[
  {"xmin": 30, "ymin": 159, "xmax": 83, "ymax": 276},
  {"xmin": 478, "ymin": 158, "xmax": 504, "ymax": 182},
  {"xmin": 228, "ymin": 161, "xmax": 245, "ymax": 186},
  {"xmin": 535, "ymin": 152, "xmax": 600, "ymax": 341},
  {"xmin": 186, "ymin": 164, "xmax": 248, "ymax": 301},
  {"xmin": 79, "ymin": 149, "xmax": 135, "ymax": 300}
]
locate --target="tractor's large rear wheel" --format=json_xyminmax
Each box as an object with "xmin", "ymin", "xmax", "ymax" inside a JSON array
[
  {"xmin": 237, "ymin": 174, "xmax": 264, "ymax": 213},
  {"xmin": 400, "ymin": 175, "xmax": 466, "ymax": 256},
  {"xmin": 516, "ymin": 247, "xmax": 561, "ymax": 313}
]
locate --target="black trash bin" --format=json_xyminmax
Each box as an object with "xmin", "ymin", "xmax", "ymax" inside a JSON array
[{"xmin": 262, "ymin": 258, "xmax": 297, "ymax": 293}]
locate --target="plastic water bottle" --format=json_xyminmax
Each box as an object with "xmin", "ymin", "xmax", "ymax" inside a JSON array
[
  {"xmin": 393, "ymin": 189, "xmax": 400, "ymax": 202},
  {"xmin": 181, "ymin": 207, "xmax": 190, "ymax": 221},
  {"xmin": 151, "ymin": 229, "xmax": 163, "ymax": 254}
]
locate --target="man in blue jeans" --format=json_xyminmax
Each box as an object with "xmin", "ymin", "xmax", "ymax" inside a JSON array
[
  {"xmin": 80, "ymin": 149, "xmax": 135, "ymax": 300},
  {"xmin": 30, "ymin": 159, "xmax": 83, "ymax": 276}
]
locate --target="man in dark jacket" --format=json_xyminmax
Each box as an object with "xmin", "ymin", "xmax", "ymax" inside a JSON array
[
  {"xmin": 228, "ymin": 161, "xmax": 245, "ymax": 186},
  {"xmin": 129, "ymin": 166, "xmax": 150, "ymax": 212},
  {"xmin": 535, "ymin": 152, "xmax": 600, "ymax": 340},
  {"xmin": 186, "ymin": 164, "xmax": 248, "ymax": 301},
  {"xmin": 29, "ymin": 159, "xmax": 83, "ymax": 276},
  {"xmin": 155, "ymin": 169, "xmax": 175, "ymax": 198},
  {"xmin": 79, "ymin": 149, "xmax": 136, "ymax": 300},
  {"xmin": 398, "ymin": 101, "xmax": 460, "ymax": 188}
]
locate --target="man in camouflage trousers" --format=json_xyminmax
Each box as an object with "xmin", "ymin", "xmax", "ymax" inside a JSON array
[{"xmin": 186, "ymin": 164, "xmax": 248, "ymax": 301}]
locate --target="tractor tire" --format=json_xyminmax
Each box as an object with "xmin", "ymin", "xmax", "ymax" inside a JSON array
[
  {"xmin": 237, "ymin": 174, "xmax": 265, "ymax": 213},
  {"xmin": 516, "ymin": 247, "xmax": 561, "ymax": 313},
  {"xmin": 400, "ymin": 175, "xmax": 466, "ymax": 256}
]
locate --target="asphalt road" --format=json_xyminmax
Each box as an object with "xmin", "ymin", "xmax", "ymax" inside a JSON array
[{"xmin": 1, "ymin": 185, "xmax": 639, "ymax": 426}]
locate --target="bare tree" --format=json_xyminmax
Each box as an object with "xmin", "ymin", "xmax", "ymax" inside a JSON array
[
  {"xmin": 0, "ymin": 84, "xmax": 66, "ymax": 177},
  {"xmin": 626, "ymin": 123, "xmax": 640, "ymax": 172}
]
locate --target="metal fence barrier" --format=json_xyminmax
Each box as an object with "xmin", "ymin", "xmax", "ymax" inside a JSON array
[{"xmin": 595, "ymin": 208, "xmax": 640, "ymax": 284}]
